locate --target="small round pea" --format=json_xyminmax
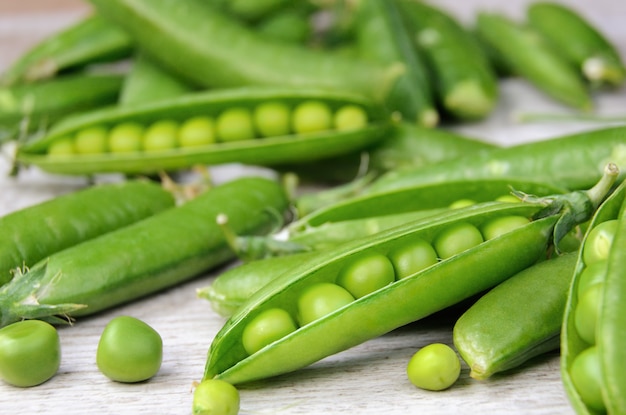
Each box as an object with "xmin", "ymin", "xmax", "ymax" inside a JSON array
[
  {"xmin": 0, "ymin": 320, "xmax": 61, "ymax": 387},
  {"xmin": 495, "ymin": 194, "xmax": 521, "ymax": 203},
  {"xmin": 291, "ymin": 100, "xmax": 332, "ymax": 134},
  {"xmin": 433, "ymin": 222, "xmax": 484, "ymax": 259},
  {"xmin": 574, "ymin": 283, "xmax": 603, "ymax": 345},
  {"xmin": 333, "ymin": 104, "xmax": 368, "ymax": 131},
  {"xmin": 216, "ymin": 107, "xmax": 255, "ymax": 142},
  {"xmin": 388, "ymin": 239, "xmax": 438, "ymax": 279},
  {"xmin": 570, "ymin": 346, "xmax": 607, "ymax": 412},
  {"xmin": 336, "ymin": 254, "xmax": 395, "ymax": 298},
  {"xmin": 192, "ymin": 379, "xmax": 240, "ymax": 415},
  {"xmin": 96, "ymin": 315, "xmax": 162, "ymax": 383},
  {"xmin": 179, "ymin": 116, "xmax": 216, "ymax": 147},
  {"xmin": 480, "ymin": 215, "xmax": 530, "ymax": 240},
  {"xmin": 406, "ymin": 343, "xmax": 461, "ymax": 391},
  {"xmin": 253, "ymin": 101, "xmax": 291, "ymax": 137},
  {"xmin": 577, "ymin": 261, "xmax": 607, "ymax": 298},
  {"xmin": 583, "ymin": 219, "xmax": 618, "ymax": 265},
  {"xmin": 108, "ymin": 122, "xmax": 144, "ymax": 153},
  {"xmin": 242, "ymin": 308, "xmax": 297, "ymax": 355},
  {"xmin": 448, "ymin": 199, "xmax": 476, "ymax": 209},
  {"xmin": 47, "ymin": 136, "xmax": 75, "ymax": 157},
  {"xmin": 297, "ymin": 282, "xmax": 354, "ymax": 326},
  {"xmin": 74, "ymin": 125, "xmax": 108, "ymax": 154},
  {"xmin": 143, "ymin": 119, "xmax": 179, "ymax": 152}
]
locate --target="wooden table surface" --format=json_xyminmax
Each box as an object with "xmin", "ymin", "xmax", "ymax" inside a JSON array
[{"xmin": 1, "ymin": 1, "xmax": 625, "ymax": 414}]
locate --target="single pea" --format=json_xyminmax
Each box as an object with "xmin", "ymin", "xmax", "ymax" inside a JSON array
[
  {"xmin": 179, "ymin": 116, "xmax": 216, "ymax": 147},
  {"xmin": 406, "ymin": 343, "xmax": 461, "ymax": 391},
  {"xmin": 297, "ymin": 282, "xmax": 354, "ymax": 326},
  {"xmin": 74, "ymin": 125, "xmax": 108, "ymax": 154},
  {"xmin": 47, "ymin": 136, "xmax": 75, "ymax": 156},
  {"xmin": 495, "ymin": 194, "xmax": 521, "ymax": 203},
  {"xmin": 336, "ymin": 254, "xmax": 395, "ymax": 298},
  {"xmin": 333, "ymin": 104, "xmax": 368, "ymax": 131},
  {"xmin": 108, "ymin": 122, "xmax": 144, "ymax": 153},
  {"xmin": 0, "ymin": 320, "xmax": 61, "ymax": 387},
  {"xmin": 143, "ymin": 119, "xmax": 179, "ymax": 152},
  {"xmin": 253, "ymin": 101, "xmax": 291, "ymax": 137},
  {"xmin": 242, "ymin": 308, "xmax": 298, "ymax": 355},
  {"xmin": 480, "ymin": 215, "xmax": 530, "ymax": 240},
  {"xmin": 577, "ymin": 261, "xmax": 607, "ymax": 298},
  {"xmin": 583, "ymin": 219, "xmax": 618, "ymax": 265},
  {"xmin": 96, "ymin": 315, "xmax": 162, "ymax": 383},
  {"xmin": 570, "ymin": 346, "xmax": 607, "ymax": 412},
  {"xmin": 192, "ymin": 379, "xmax": 240, "ymax": 415},
  {"xmin": 433, "ymin": 222, "xmax": 484, "ymax": 259},
  {"xmin": 388, "ymin": 239, "xmax": 438, "ymax": 279},
  {"xmin": 448, "ymin": 199, "xmax": 476, "ymax": 209},
  {"xmin": 574, "ymin": 283, "xmax": 603, "ymax": 345},
  {"xmin": 291, "ymin": 100, "xmax": 332, "ymax": 134},
  {"xmin": 216, "ymin": 107, "xmax": 255, "ymax": 142}
]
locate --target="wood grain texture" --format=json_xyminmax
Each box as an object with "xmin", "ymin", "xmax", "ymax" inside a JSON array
[{"xmin": 1, "ymin": 1, "xmax": 625, "ymax": 414}]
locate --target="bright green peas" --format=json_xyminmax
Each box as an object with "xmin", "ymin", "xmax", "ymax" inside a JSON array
[
  {"xmin": 583, "ymin": 219, "xmax": 618, "ymax": 265},
  {"xmin": 292, "ymin": 100, "xmax": 332, "ymax": 134},
  {"xmin": 253, "ymin": 101, "xmax": 291, "ymax": 137},
  {"xmin": 297, "ymin": 282, "xmax": 354, "ymax": 326},
  {"xmin": 336, "ymin": 254, "xmax": 395, "ymax": 298},
  {"xmin": 449, "ymin": 199, "xmax": 476, "ymax": 209},
  {"xmin": 143, "ymin": 119, "xmax": 179, "ymax": 152},
  {"xmin": 179, "ymin": 116, "xmax": 216, "ymax": 147},
  {"xmin": 47, "ymin": 136, "xmax": 75, "ymax": 157},
  {"xmin": 108, "ymin": 122, "xmax": 144, "ymax": 153},
  {"xmin": 216, "ymin": 107, "xmax": 255, "ymax": 142},
  {"xmin": 574, "ymin": 283, "xmax": 603, "ymax": 345},
  {"xmin": 74, "ymin": 125, "xmax": 108, "ymax": 154},
  {"xmin": 570, "ymin": 346, "xmax": 607, "ymax": 412},
  {"xmin": 480, "ymin": 215, "xmax": 530, "ymax": 240},
  {"xmin": 96, "ymin": 316, "xmax": 163, "ymax": 383},
  {"xmin": 0, "ymin": 320, "xmax": 60, "ymax": 387},
  {"xmin": 333, "ymin": 104, "xmax": 368, "ymax": 131},
  {"xmin": 242, "ymin": 308, "xmax": 297, "ymax": 355},
  {"xmin": 192, "ymin": 379, "xmax": 240, "ymax": 415},
  {"xmin": 495, "ymin": 194, "xmax": 521, "ymax": 203},
  {"xmin": 577, "ymin": 261, "xmax": 607, "ymax": 298},
  {"xmin": 433, "ymin": 222, "xmax": 484, "ymax": 259},
  {"xmin": 388, "ymin": 239, "xmax": 438, "ymax": 279},
  {"xmin": 406, "ymin": 343, "xmax": 461, "ymax": 391}
]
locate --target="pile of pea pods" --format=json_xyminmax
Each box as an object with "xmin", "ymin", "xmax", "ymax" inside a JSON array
[{"xmin": 1, "ymin": 1, "xmax": 626, "ymax": 414}]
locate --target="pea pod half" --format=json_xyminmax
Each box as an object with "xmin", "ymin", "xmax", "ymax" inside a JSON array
[{"xmin": 15, "ymin": 87, "xmax": 388, "ymax": 175}]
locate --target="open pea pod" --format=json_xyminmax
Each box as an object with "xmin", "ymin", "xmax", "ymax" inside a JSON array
[
  {"xmin": 561, "ymin": 178, "xmax": 626, "ymax": 414},
  {"xmin": 15, "ymin": 87, "xmax": 388, "ymax": 175}
]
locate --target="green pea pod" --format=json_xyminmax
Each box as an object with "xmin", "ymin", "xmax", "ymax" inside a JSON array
[
  {"xmin": 202, "ymin": 171, "xmax": 615, "ymax": 385},
  {"xmin": 15, "ymin": 87, "xmax": 388, "ymax": 175},
  {"xmin": 368, "ymin": 125, "xmax": 626, "ymax": 194},
  {"xmin": 561, "ymin": 178, "xmax": 626, "ymax": 414},
  {"xmin": 396, "ymin": 0, "xmax": 499, "ymax": 121},
  {"xmin": 0, "ymin": 177, "xmax": 289, "ymax": 327},
  {"xmin": 453, "ymin": 251, "xmax": 578, "ymax": 380},
  {"xmin": 476, "ymin": 12, "xmax": 592, "ymax": 111},
  {"xmin": 0, "ymin": 180, "xmax": 175, "ymax": 287},
  {"xmin": 0, "ymin": 73, "xmax": 124, "ymax": 142},
  {"xmin": 1, "ymin": 14, "xmax": 133, "ymax": 86},
  {"xmin": 528, "ymin": 2, "xmax": 626, "ymax": 88}
]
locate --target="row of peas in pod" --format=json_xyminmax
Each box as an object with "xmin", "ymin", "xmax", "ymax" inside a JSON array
[
  {"xmin": 46, "ymin": 99, "xmax": 369, "ymax": 157},
  {"xmin": 240, "ymin": 212, "xmax": 530, "ymax": 356}
]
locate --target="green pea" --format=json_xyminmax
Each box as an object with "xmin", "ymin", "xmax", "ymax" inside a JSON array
[
  {"xmin": 291, "ymin": 100, "xmax": 332, "ymax": 134},
  {"xmin": 583, "ymin": 219, "xmax": 618, "ymax": 265},
  {"xmin": 574, "ymin": 283, "xmax": 603, "ymax": 345},
  {"xmin": 216, "ymin": 107, "xmax": 255, "ymax": 142},
  {"xmin": 570, "ymin": 346, "xmax": 607, "ymax": 412},
  {"xmin": 74, "ymin": 125, "xmax": 108, "ymax": 154},
  {"xmin": 433, "ymin": 222, "xmax": 484, "ymax": 259},
  {"xmin": 143, "ymin": 119, "xmax": 179, "ymax": 152},
  {"xmin": 448, "ymin": 199, "xmax": 476, "ymax": 209},
  {"xmin": 108, "ymin": 122, "xmax": 144, "ymax": 153},
  {"xmin": 192, "ymin": 379, "xmax": 240, "ymax": 415},
  {"xmin": 253, "ymin": 101, "xmax": 291, "ymax": 137},
  {"xmin": 480, "ymin": 215, "xmax": 530, "ymax": 240},
  {"xmin": 577, "ymin": 261, "xmax": 607, "ymax": 298},
  {"xmin": 297, "ymin": 282, "xmax": 354, "ymax": 326},
  {"xmin": 179, "ymin": 116, "xmax": 216, "ymax": 147},
  {"xmin": 336, "ymin": 254, "xmax": 395, "ymax": 298},
  {"xmin": 333, "ymin": 104, "xmax": 368, "ymax": 131},
  {"xmin": 406, "ymin": 343, "xmax": 461, "ymax": 391},
  {"xmin": 47, "ymin": 136, "xmax": 75, "ymax": 157},
  {"xmin": 96, "ymin": 315, "xmax": 163, "ymax": 383},
  {"xmin": 495, "ymin": 194, "xmax": 521, "ymax": 203},
  {"xmin": 242, "ymin": 308, "xmax": 297, "ymax": 355},
  {"xmin": 388, "ymin": 239, "xmax": 438, "ymax": 279},
  {"xmin": 0, "ymin": 320, "xmax": 60, "ymax": 387}
]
